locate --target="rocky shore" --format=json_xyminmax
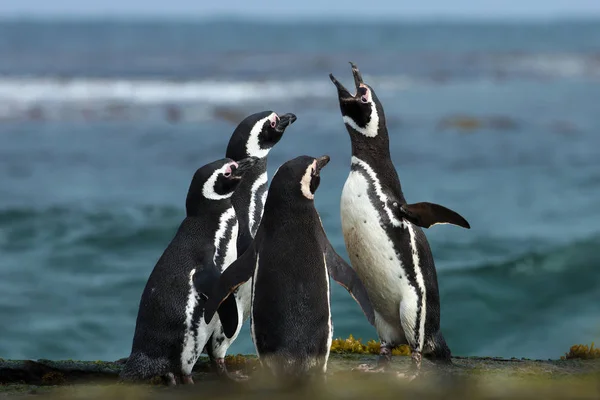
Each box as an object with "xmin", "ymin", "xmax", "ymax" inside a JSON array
[{"xmin": 1, "ymin": 352, "xmax": 599, "ymax": 399}]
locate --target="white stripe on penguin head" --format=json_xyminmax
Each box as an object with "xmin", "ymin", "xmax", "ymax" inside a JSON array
[
  {"xmin": 342, "ymin": 85, "xmax": 379, "ymax": 138},
  {"xmin": 202, "ymin": 161, "xmax": 238, "ymax": 200},
  {"xmin": 300, "ymin": 160, "xmax": 317, "ymax": 200},
  {"xmin": 246, "ymin": 112, "xmax": 278, "ymax": 158}
]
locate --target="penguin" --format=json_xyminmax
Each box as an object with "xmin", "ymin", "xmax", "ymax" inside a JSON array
[
  {"xmin": 120, "ymin": 156, "xmax": 257, "ymax": 386},
  {"xmin": 225, "ymin": 111, "xmax": 296, "ymax": 255},
  {"xmin": 195, "ymin": 111, "xmax": 296, "ymax": 371},
  {"xmin": 201, "ymin": 155, "xmax": 375, "ymax": 383},
  {"xmin": 329, "ymin": 63, "xmax": 471, "ymax": 377}
]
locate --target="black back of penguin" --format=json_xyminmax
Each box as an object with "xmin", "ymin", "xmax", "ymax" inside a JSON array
[
  {"xmin": 204, "ymin": 156, "xmax": 375, "ymax": 380},
  {"xmin": 225, "ymin": 111, "xmax": 296, "ymax": 255},
  {"xmin": 202, "ymin": 155, "xmax": 375, "ymax": 380},
  {"xmin": 251, "ymin": 156, "xmax": 332, "ymax": 364},
  {"xmin": 120, "ymin": 157, "xmax": 254, "ymax": 381}
]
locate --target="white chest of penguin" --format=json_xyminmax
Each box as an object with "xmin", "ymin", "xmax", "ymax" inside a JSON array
[{"xmin": 340, "ymin": 167, "xmax": 420, "ymax": 325}]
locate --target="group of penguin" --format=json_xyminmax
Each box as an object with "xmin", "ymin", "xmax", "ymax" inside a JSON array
[{"xmin": 119, "ymin": 62, "xmax": 472, "ymax": 386}]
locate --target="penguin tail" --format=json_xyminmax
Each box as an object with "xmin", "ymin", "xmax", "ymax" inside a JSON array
[
  {"xmin": 423, "ymin": 332, "xmax": 453, "ymax": 365},
  {"xmin": 119, "ymin": 352, "xmax": 171, "ymax": 382}
]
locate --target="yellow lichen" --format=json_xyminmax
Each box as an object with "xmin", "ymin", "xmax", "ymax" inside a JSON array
[
  {"xmin": 330, "ymin": 334, "xmax": 410, "ymax": 356},
  {"xmin": 391, "ymin": 346, "xmax": 412, "ymax": 356},
  {"xmin": 561, "ymin": 343, "xmax": 600, "ymax": 360},
  {"xmin": 41, "ymin": 372, "xmax": 66, "ymax": 385},
  {"xmin": 225, "ymin": 354, "xmax": 248, "ymax": 367}
]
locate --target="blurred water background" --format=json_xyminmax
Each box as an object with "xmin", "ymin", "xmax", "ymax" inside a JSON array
[{"xmin": 0, "ymin": 18, "xmax": 599, "ymax": 362}]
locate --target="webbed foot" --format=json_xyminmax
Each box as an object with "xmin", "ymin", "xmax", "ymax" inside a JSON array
[
  {"xmin": 352, "ymin": 363, "xmax": 387, "ymax": 373},
  {"xmin": 396, "ymin": 350, "xmax": 422, "ymax": 381},
  {"xmin": 165, "ymin": 372, "xmax": 177, "ymax": 386},
  {"xmin": 215, "ymin": 358, "xmax": 248, "ymax": 382},
  {"xmin": 352, "ymin": 341, "xmax": 392, "ymax": 373},
  {"xmin": 181, "ymin": 374, "xmax": 194, "ymax": 384}
]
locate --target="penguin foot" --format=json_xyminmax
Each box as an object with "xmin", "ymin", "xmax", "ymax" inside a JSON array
[
  {"xmin": 228, "ymin": 370, "xmax": 249, "ymax": 381},
  {"xmin": 181, "ymin": 374, "xmax": 194, "ymax": 385},
  {"xmin": 378, "ymin": 342, "xmax": 393, "ymax": 365},
  {"xmin": 352, "ymin": 342, "xmax": 394, "ymax": 373},
  {"xmin": 165, "ymin": 372, "xmax": 177, "ymax": 386},
  {"xmin": 395, "ymin": 350, "xmax": 422, "ymax": 381},
  {"xmin": 411, "ymin": 350, "xmax": 423, "ymax": 370},
  {"xmin": 214, "ymin": 358, "xmax": 248, "ymax": 382},
  {"xmin": 352, "ymin": 363, "xmax": 386, "ymax": 373},
  {"xmin": 396, "ymin": 371, "xmax": 419, "ymax": 382}
]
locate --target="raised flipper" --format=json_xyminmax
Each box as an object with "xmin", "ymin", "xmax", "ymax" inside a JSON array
[
  {"xmin": 193, "ymin": 261, "xmax": 240, "ymax": 339},
  {"xmin": 324, "ymin": 242, "xmax": 375, "ymax": 326},
  {"xmin": 389, "ymin": 200, "xmax": 470, "ymax": 229},
  {"xmin": 202, "ymin": 245, "xmax": 258, "ymax": 326}
]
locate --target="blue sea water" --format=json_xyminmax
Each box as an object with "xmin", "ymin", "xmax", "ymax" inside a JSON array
[{"xmin": 0, "ymin": 18, "xmax": 599, "ymax": 362}]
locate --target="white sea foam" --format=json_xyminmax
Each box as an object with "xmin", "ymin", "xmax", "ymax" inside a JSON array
[
  {"xmin": 0, "ymin": 75, "xmax": 415, "ymax": 121},
  {"xmin": 0, "ymin": 75, "xmax": 416, "ymax": 105},
  {"xmin": 499, "ymin": 54, "xmax": 600, "ymax": 79},
  {"xmin": 0, "ymin": 78, "xmax": 328, "ymax": 105}
]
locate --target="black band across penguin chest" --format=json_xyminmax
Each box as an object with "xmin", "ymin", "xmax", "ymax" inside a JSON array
[
  {"xmin": 342, "ymin": 159, "xmax": 433, "ymax": 349},
  {"xmin": 213, "ymin": 207, "xmax": 238, "ymax": 271},
  {"xmin": 248, "ymin": 173, "xmax": 268, "ymax": 237},
  {"xmin": 230, "ymin": 159, "xmax": 268, "ymax": 254},
  {"xmin": 349, "ymin": 162, "xmax": 423, "ymax": 286}
]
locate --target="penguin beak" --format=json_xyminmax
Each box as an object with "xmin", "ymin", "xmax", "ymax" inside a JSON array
[
  {"xmin": 231, "ymin": 156, "xmax": 258, "ymax": 179},
  {"xmin": 315, "ymin": 155, "xmax": 330, "ymax": 174},
  {"xmin": 349, "ymin": 61, "xmax": 364, "ymax": 90},
  {"xmin": 275, "ymin": 113, "xmax": 297, "ymax": 133},
  {"xmin": 329, "ymin": 73, "xmax": 353, "ymax": 100},
  {"xmin": 329, "ymin": 62, "xmax": 364, "ymax": 100}
]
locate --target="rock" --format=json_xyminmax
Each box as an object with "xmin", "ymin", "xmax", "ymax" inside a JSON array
[
  {"xmin": 549, "ymin": 120, "xmax": 580, "ymax": 135},
  {"xmin": 0, "ymin": 355, "xmax": 598, "ymax": 398},
  {"xmin": 165, "ymin": 105, "xmax": 182, "ymax": 123},
  {"xmin": 437, "ymin": 115, "xmax": 482, "ymax": 132},
  {"xmin": 437, "ymin": 115, "xmax": 520, "ymax": 132},
  {"xmin": 487, "ymin": 115, "xmax": 519, "ymax": 130}
]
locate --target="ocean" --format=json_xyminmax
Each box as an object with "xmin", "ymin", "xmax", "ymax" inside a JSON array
[{"xmin": 0, "ymin": 18, "xmax": 599, "ymax": 362}]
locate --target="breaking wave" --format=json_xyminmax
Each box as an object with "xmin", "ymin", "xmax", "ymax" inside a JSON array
[{"xmin": 0, "ymin": 76, "xmax": 414, "ymax": 122}]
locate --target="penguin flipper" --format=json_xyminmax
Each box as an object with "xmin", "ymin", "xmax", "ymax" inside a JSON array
[
  {"xmin": 325, "ymin": 243, "xmax": 375, "ymax": 326},
  {"xmin": 215, "ymin": 295, "xmax": 239, "ymax": 339},
  {"xmin": 193, "ymin": 262, "xmax": 240, "ymax": 339},
  {"xmin": 390, "ymin": 201, "xmax": 471, "ymax": 229},
  {"xmin": 202, "ymin": 246, "xmax": 257, "ymax": 325}
]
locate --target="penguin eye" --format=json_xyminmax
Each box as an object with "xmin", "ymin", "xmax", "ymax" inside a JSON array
[
  {"xmin": 361, "ymin": 95, "xmax": 368, "ymax": 103},
  {"xmin": 223, "ymin": 170, "xmax": 231, "ymax": 178},
  {"xmin": 270, "ymin": 118, "xmax": 277, "ymax": 128}
]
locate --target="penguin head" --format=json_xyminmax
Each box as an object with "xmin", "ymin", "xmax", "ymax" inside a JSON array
[
  {"xmin": 186, "ymin": 156, "xmax": 258, "ymax": 214},
  {"xmin": 226, "ymin": 111, "xmax": 297, "ymax": 160},
  {"xmin": 329, "ymin": 62, "xmax": 385, "ymax": 138},
  {"xmin": 270, "ymin": 155, "xmax": 330, "ymax": 202}
]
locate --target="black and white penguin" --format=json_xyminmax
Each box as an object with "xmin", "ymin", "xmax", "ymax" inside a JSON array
[
  {"xmin": 200, "ymin": 111, "xmax": 296, "ymax": 366},
  {"xmin": 225, "ymin": 111, "xmax": 296, "ymax": 256},
  {"xmin": 120, "ymin": 156, "xmax": 257, "ymax": 386},
  {"xmin": 202, "ymin": 155, "xmax": 375, "ymax": 382},
  {"xmin": 329, "ymin": 63, "xmax": 471, "ymax": 377}
]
